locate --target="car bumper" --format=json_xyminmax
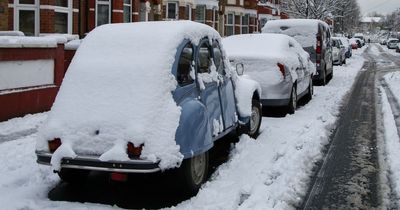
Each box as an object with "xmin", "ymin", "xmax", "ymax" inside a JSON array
[
  {"xmin": 260, "ymin": 81, "xmax": 292, "ymax": 107},
  {"xmin": 261, "ymin": 98, "xmax": 290, "ymax": 107},
  {"xmin": 36, "ymin": 151, "xmax": 161, "ymax": 173}
]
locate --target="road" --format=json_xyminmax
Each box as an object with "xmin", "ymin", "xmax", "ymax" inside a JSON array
[{"xmin": 301, "ymin": 44, "xmax": 400, "ymax": 209}]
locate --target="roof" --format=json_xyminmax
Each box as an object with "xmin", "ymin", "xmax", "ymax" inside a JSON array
[{"xmin": 361, "ymin": 17, "xmax": 382, "ymax": 23}]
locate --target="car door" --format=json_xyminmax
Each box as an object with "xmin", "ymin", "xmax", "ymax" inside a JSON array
[
  {"xmin": 196, "ymin": 39, "xmax": 224, "ymax": 138},
  {"xmin": 212, "ymin": 40, "xmax": 237, "ymax": 131}
]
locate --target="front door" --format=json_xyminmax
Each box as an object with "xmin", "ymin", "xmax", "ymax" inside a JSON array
[{"xmin": 196, "ymin": 40, "xmax": 224, "ymax": 138}]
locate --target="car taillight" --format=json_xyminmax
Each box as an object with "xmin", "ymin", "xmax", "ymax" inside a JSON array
[
  {"xmin": 127, "ymin": 142, "xmax": 143, "ymax": 158},
  {"xmin": 316, "ymin": 36, "xmax": 322, "ymax": 54},
  {"xmin": 277, "ymin": 63, "xmax": 285, "ymax": 78},
  {"xmin": 48, "ymin": 138, "xmax": 61, "ymax": 153}
]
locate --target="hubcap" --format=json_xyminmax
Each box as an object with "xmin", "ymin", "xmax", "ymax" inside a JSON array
[
  {"xmin": 250, "ymin": 104, "xmax": 260, "ymax": 134},
  {"xmin": 190, "ymin": 153, "xmax": 206, "ymax": 185}
]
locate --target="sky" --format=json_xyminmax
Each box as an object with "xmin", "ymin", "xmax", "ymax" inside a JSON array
[{"xmin": 358, "ymin": 0, "xmax": 400, "ymax": 16}]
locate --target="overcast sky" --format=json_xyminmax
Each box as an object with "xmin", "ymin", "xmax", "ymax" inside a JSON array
[{"xmin": 358, "ymin": 0, "xmax": 400, "ymax": 16}]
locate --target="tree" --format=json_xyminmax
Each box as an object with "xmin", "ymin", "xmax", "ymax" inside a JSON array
[{"xmin": 280, "ymin": 0, "xmax": 361, "ymax": 34}]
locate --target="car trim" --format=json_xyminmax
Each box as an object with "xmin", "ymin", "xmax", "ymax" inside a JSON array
[{"xmin": 36, "ymin": 151, "xmax": 161, "ymax": 173}]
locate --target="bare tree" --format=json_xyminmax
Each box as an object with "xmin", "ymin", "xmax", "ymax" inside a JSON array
[{"xmin": 281, "ymin": 0, "xmax": 361, "ymax": 34}]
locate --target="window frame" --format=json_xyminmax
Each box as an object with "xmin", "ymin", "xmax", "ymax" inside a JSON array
[
  {"xmin": 241, "ymin": 14, "xmax": 249, "ymax": 34},
  {"xmin": 166, "ymin": 2, "xmax": 179, "ymax": 20},
  {"xmin": 195, "ymin": 5, "xmax": 206, "ymax": 24},
  {"xmin": 95, "ymin": 0, "xmax": 111, "ymax": 27},
  {"xmin": 54, "ymin": 0, "xmax": 73, "ymax": 34},
  {"xmin": 226, "ymin": 13, "xmax": 235, "ymax": 36},
  {"xmin": 14, "ymin": 0, "xmax": 39, "ymax": 36},
  {"xmin": 123, "ymin": 0, "xmax": 132, "ymax": 23},
  {"xmin": 185, "ymin": 4, "xmax": 192, "ymax": 20}
]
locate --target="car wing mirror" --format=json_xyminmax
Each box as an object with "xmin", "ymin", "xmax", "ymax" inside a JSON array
[{"xmin": 236, "ymin": 63, "xmax": 244, "ymax": 76}]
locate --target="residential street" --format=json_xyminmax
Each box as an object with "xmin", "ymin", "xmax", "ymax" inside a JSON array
[{"xmin": 3, "ymin": 44, "xmax": 400, "ymax": 209}]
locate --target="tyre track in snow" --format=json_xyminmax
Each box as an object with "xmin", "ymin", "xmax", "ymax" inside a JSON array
[{"xmin": 301, "ymin": 45, "xmax": 381, "ymax": 209}]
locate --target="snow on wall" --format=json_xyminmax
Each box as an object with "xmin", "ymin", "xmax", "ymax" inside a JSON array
[
  {"xmin": 37, "ymin": 21, "xmax": 221, "ymax": 170},
  {"xmin": 0, "ymin": 36, "xmax": 57, "ymax": 48},
  {"xmin": 0, "ymin": 60, "xmax": 54, "ymax": 91}
]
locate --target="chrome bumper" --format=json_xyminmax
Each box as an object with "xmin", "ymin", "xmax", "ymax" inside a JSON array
[{"xmin": 36, "ymin": 151, "xmax": 161, "ymax": 173}]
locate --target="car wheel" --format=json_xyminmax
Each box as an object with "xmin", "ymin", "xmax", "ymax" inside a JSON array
[
  {"xmin": 57, "ymin": 168, "xmax": 89, "ymax": 184},
  {"xmin": 321, "ymin": 69, "xmax": 327, "ymax": 86},
  {"xmin": 305, "ymin": 77, "xmax": 313, "ymax": 102},
  {"xmin": 343, "ymin": 58, "xmax": 346, "ymax": 64},
  {"xmin": 177, "ymin": 151, "xmax": 209, "ymax": 194},
  {"xmin": 287, "ymin": 85, "xmax": 297, "ymax": 114},
  {"xmin": 247, "ymin": 99, "xmax": 262, "ymax": 138}
]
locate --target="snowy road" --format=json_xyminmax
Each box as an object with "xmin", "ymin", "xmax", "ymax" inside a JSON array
[
  {"xmin": 302, "ymin": 43, "xmax": 400, "ymax": 209},
  {"xmin": 0, "ymin": 45, "xmax": 384, "ymax": 210}
]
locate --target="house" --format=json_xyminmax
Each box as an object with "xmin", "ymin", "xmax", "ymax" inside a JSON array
[{"xmin": 1, "ymin": 0, "xmax": 290, "ymax": 37}]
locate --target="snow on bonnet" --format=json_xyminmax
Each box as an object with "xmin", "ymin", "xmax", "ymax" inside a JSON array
[{"xmin": 36, "ymin": 21, "xmax": 220, "ymax": 170}]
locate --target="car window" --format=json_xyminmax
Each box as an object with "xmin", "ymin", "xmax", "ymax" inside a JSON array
[
  {"xmin": 177, "ymin": 43, "xmax": 194, "ymax": 86},
  {"xmin": 213, "ymin": 41, "xmax": 225, "ymax": 75},
  {"xmin": 198, "ymin": 42, "xmax": 212, "ymax": 73}
]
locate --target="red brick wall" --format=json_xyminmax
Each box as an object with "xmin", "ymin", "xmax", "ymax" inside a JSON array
[
  {"xmin": 0, "ymin": 0, "xmax": 8, "ymax": 31},
  {"xmin": 0, "ymin": 45, "xmax": 66, "ymax": 121},
  {"xmin": 112, "ymin": 0, "xmax": 123, "ymax": 23}
]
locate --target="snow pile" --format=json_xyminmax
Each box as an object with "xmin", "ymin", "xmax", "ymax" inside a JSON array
[
  {"xmin": 262, "ymin": 19, "xmax": 328, "ymax": 48},
  {"xmin": 0, "ymin": 31, "xmax": 24, "ymax": 36},
  {"xmin": 37, "ymin": 21, "xmax": 221, "ymax": 170},
  {"xmin": 0, "ymin": 113, "xmax": 47, "ymax": 141},
  {"xmin": 0, "ymin": 36, "xmax": 58, "ymax": 48},
  {"xmin": 222, "ymin": 33, "xmax": 315, "ymax": 99},
  {"xmin": 64, "ymin": 39, "xmax": 82, "ymax": 50}
]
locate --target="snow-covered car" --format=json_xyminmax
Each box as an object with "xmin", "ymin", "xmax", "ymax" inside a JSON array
[
  {"xmin": 35, "ymin": 21, "xmax": 262, "ymax": 193},
  {"xmin": 387, "ymin": 38, "xmax": 399, "ymax": 49},
  {"xmin": 223, "ymin": 34, "xmax": 316, "ymax": 114},
  {"xmin": 350, "ymin": 38, "xmax": 362, "ymax": 48},
  {"xmin": 262, "ymin": 19, "xmax": 333, "ymax": 86},
  {"xmin": 337, "ymin": 37, "xmax": 352, "ymax": 58},
  {"xmin": 332, "ymin": 38, "xmax": 347, "ymax": 65},
  {"xmin": 354, "ymin": 33, "xmax": 365, "ymax": 46}
]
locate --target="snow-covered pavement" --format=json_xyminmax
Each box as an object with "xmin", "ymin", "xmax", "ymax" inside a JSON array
[{"xmin": 0, "ymin": 47, "xmax": 367, "ymax": 209}]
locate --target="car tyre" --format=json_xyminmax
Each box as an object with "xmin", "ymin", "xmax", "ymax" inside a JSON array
[
  {"xmin": 287, "ymin": 85, "xmax": 297, "ymax": 114},
  {"xmin": 343, "ymin": 58, "xmax": 346, "ymax": 65},
  {"xmin": 305, "ymin": 77, "xmax": 313, "ymax": 102},
  {"xmin": 177, "ymin": 151, "xmax": 209, "ymax": 194},
  {"xmin": 57, "ymin": 168, "xmax": 89, "ymax": 184}
]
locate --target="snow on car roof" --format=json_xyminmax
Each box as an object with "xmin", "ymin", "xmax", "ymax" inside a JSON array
[
  {"xmin": 262, "ymin": 19, "xmax": 329, "ymax": 48},
  {"xmin": 222, "ymin": 33, "xmax": 303, "ymax": 60},
  {"xmin": 38, "ymin": 21, "xmax": 220, "ymax": 170}
]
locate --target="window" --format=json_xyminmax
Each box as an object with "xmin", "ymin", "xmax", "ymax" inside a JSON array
[
  {"xmin": 123, "ymin": 0, "xmax": 132, "ymax": 22},
  {"xmin": 185, "ymin": 5, "xmax": 192, "ymax": 20},
  {"xmin": 166, "ymin": 2, "xmax": 178, "ymax": 19},
  {"xmin": 14, "ymin": 0, "xmax": 39, "ymax": 36},
  {"xmin": 198, "ymin": 42, "xmax": 212, "ymax": 73},
  {"xmin": 241, "ymin": 14, "xmax": 249, "ymax": 34},
  {"xmin": 212, "ymin": 7, "xmax": 217, "ymax": 29},
  {"xmin": 177, "ymin": 43, "xmax": 194, "ymax": 86},
  {"xmin": 195, "ymin": 5, "xmax": 206, "ymax": 23},
  {"xmin": 96, "ymin": 0, "xmax": 111, "ymax": 26},
  {"xmin": 139, "ymin": 2, "xmax": 148, "ymax": 21},
  {"xmin": 226, "ymin": 13, "xmax": 234, "ymax": 36},
  {"xmin": 54, "ymin": 0, "xmax": 72, "ymax": 34},
  {"xmin": 213, "ymin": 42, "xmax": 224, "ymax": 75}
]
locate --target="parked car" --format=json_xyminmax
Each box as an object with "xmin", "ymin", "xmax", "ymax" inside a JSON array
[
  {"xmin": 332, "ymin": 37, "xmax": 347, "ymax": 65},
  {"xmin": 350, "ymin": 38, "xmax": 362, "ymax": 48},
  {"xmin": 337, "ymin": 37, "xmax": 352, "ymax": 58},
  {"xmin": 262, "ymin": 19, "xmax": 333, "ymax": 86},
  {"xmin": 396, "ymin": 43, "xmax": 400, "ymax": 53},
  {"xmin": 387, "ymin": 38, "xmax": 399, "ymax": 49},
  {"xmin": 35, "ymin": 21, "xmax": 262, "ymax": 193},
  {"xmin": 223, "ymin": 34, "xmax": 316, "ymax": 114},
  {"xmin": 380, "ymin": 39, "xmax": 387, "ymax": 45},
  {"xmin": 349, "ymin": 38, "xmax": 359, "ymax": 49},
  {"xmin": 354, "ymin": 33, "xmax": 365, "ymax": 46}
]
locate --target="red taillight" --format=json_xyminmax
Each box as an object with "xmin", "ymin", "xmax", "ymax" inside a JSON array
[
  {"xmin": 127, "ymin": 142, "xmax": 143, "ymax": 157},
  {"xmin": 48, "ymin": 138, "xmax": 61, "ymax": 153},
  {"xmin": 110, "ymin": 172, "xmax": 128, "ymax": 182},
  {"xmin": 316, "ymin": 36, "xmax": 322, "ymax": 54},
  {"xmin": 277, "ymin": 63, "xmax": 285, "ymax": 78}
]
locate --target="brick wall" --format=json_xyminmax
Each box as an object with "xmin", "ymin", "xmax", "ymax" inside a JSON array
[{"xmin": 0, "ymin": 0, "xmax": 8, "ymax": 31}]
